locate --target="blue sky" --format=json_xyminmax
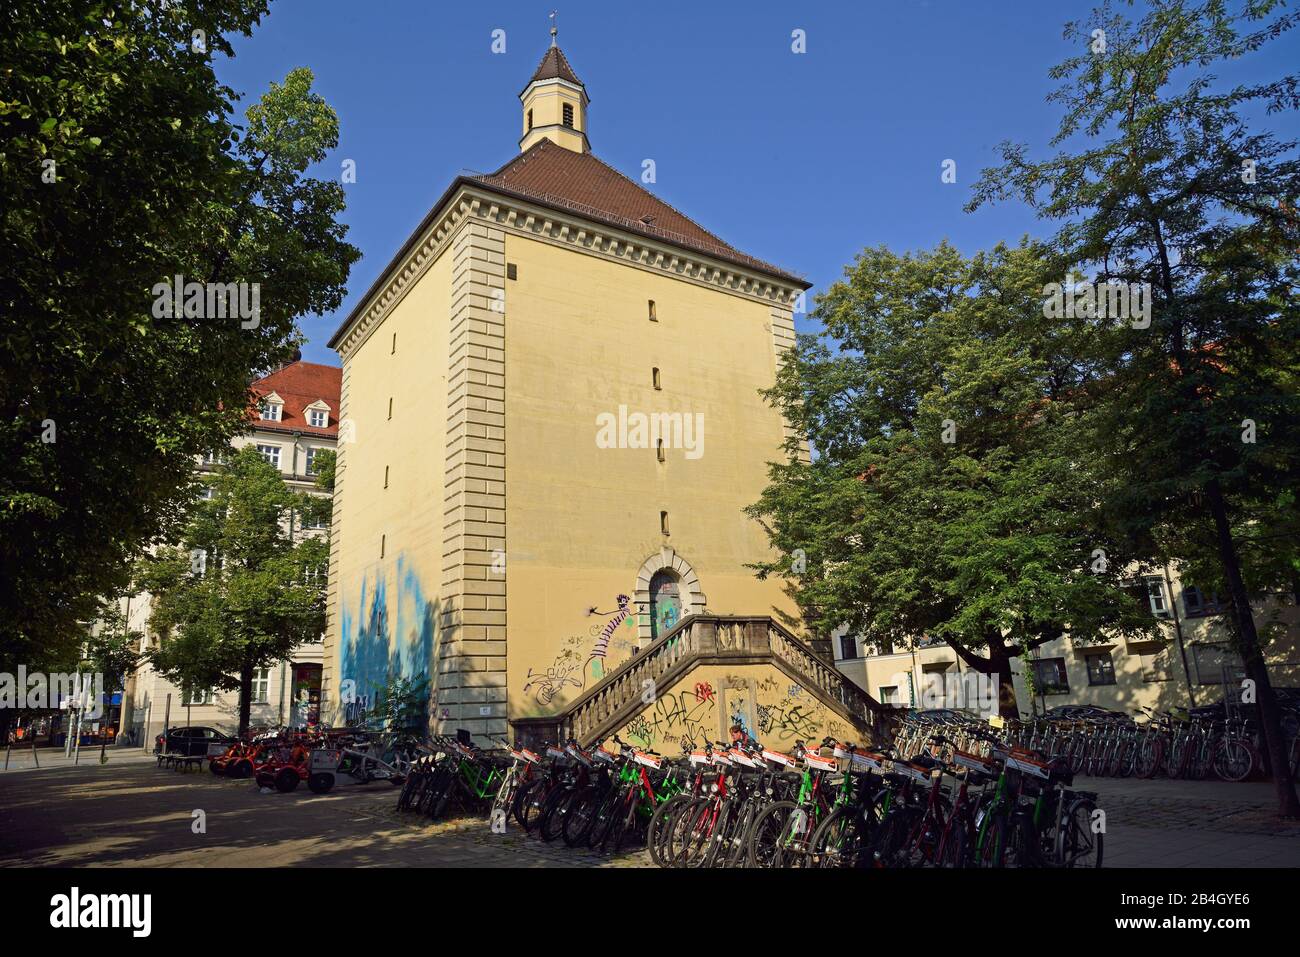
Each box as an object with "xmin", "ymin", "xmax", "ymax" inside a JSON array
[{"xmin": 216, "ymin": 1, "xmax": 1299, "ymax": 365}]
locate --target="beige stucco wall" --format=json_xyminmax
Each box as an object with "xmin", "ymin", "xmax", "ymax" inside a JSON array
[
  {"xmin": 324, "ymin": 246, "xmax": 453, "ymax": 717},
  {"xmin": 502, "ymin": 231, "xmax": 797, "ymax": 721}
]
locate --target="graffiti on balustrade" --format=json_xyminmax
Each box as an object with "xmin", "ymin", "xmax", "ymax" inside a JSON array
[
  {"xmin": 620, "ymin": 685, "xmax": 717, "ymax": 752},
  {"xmin": 757, "ymin": 695, "xmax": 824, "ymax": 743}
]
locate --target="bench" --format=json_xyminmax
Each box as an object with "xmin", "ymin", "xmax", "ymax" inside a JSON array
[{"xmin": 157, "ymin": 752, "xmax": 205, "ymax": 771}]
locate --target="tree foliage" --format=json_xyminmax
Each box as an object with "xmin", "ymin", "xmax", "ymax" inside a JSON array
[
  {"xmin": 0, "ymin": 1, "xmax": 358, "ymax": 673},
  {"xmin": 748, "ymin": 241, "xmax": 1159, "ymax": 715},
  {"xmin": 137, "ymin": 447, "xmax": 329, "ymax": 733},
  {"xmin": 969, "ymin": 0, "xmax": 1300, "ymax": 813}
]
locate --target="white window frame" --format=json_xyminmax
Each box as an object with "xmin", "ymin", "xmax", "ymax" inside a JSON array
[
  {"xmin": 1144, "ymin": 577, "xmax": 1171, "ymax": 618},
  {"xmin": 260, "ymin": 401, "xmax": 283, "ymax": 422},
  {"xmin": 252, "ymin": 667, "xmax": 271, "ymax": 705},
  {"xmin": 256, "ymin": 444, "xmax": 281, "ymax": 469},
  {"xmin": 307, "ymin": 408, "xmax": 328, "ymax": 428},
  {"xmin": 182, "ymin": 688, "xmax": 213, "ymax": 707}
]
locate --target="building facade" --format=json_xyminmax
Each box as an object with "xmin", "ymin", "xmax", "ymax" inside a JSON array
[
  {"xmin": 834, "ymin": 564, "xmax": 1300, "ymax": 718},
  {"xmin": 322, "ymin": 36, "xmax": 874, "ymax": 747},
  {"xmin": 125, "ymin": 359, "xmax": 339, "ymax": 743}
]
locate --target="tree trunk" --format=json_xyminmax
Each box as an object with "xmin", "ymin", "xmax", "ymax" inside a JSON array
[
  {"xmin": 1206, "ymin": 478, "xmax": 1300, "ymax": 818},
  {"xmin": 237, "ymin": 659, "xmax": 254, "ymax": 737},
  {"xmin": 986, "ymin": 639, "xmax": 1020, "ymax": 720},
  {"xmin": 947, "ymin": 635, "xmax": 1020, "ymax": 718}
]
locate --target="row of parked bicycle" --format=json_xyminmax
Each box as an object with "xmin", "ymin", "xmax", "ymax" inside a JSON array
[
  {"xmin": 394, "ymin": 730, "xmax": 1102, "ymax": 867},
  {"xmin": 894, "ymin": 704, "xmax": 1295, "ymax": 782}
]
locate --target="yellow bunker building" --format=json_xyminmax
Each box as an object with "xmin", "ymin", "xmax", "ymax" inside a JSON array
[{"xmin": 324, "ymin": 36, "xmax": 881, "ymax": 750}]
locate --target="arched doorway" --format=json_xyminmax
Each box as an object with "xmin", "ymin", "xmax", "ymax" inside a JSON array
[
  {"xmin": 634, "ymin": 547, "xmax": 707, "ymax": 645},
  {"xmin": 648, "ymin": 570, "xmax": 683, "ymax": 639}
]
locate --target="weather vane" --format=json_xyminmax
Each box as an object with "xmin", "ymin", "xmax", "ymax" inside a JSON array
[{"xmin": 549, "ymin": 10, "xmax": 558, "ymax": 46}]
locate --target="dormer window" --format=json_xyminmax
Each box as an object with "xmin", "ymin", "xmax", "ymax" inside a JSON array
[
  {"xmin": 562, "ymin": 103, "xmax": 574, "ymax": 128},
  {"xmin": 259, "ymin": 392, "xmax": 284, "ymax": 422},
  {"xmin": 308, "ymin": 408, "xmax": 328, "ymax": 428}
]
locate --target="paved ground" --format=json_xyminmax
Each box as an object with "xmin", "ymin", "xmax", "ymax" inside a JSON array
[
  {"xmin": 0, "ymin": 756, "xmax": 649, "ymax": 868},
  {"xmin": 1, "ymin": 756, "xmax": 1298, "ymax": 867}
]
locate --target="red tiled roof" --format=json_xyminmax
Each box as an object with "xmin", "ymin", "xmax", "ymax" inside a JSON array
[
  {"xmin": 248, "ymin": 361, "xmax": 341, "ymax": 438},
  {"xmin": 524, "ymin": 44, "xmax": 583, "ymax": 92},
  {"xmin": 470, "ymin": 139, "xmax": 805, "ymax": 283}
]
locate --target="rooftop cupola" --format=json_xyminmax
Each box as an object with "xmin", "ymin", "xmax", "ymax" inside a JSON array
[{"xmin": 519, "ymin": 21, "xmax": 589, "ymax": 154}]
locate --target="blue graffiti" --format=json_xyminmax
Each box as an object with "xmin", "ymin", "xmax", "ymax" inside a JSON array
[{"xmin": 339, "ymin": 554, "xmax": 437, "ymax": 721}]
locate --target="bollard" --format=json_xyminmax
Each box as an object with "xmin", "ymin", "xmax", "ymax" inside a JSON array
[
  {"xmin": 32, "ymin": 743, "xmax": 38, "ymax": 768},
  {"xmin": 4, "ymin": 744, "xmax": 9, "ymax": 771}
]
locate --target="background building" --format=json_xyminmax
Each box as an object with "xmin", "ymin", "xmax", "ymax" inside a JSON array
[
  {"xmin": 834, "ymin": 564, "xmax": 1300, "ymax": 719},
  {"xmin": 124, "ymin": 358, "xmax": 339, "ymax": 743}
]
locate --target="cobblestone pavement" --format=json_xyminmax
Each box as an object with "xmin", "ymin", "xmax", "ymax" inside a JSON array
[{"xmin": 2, "ymin": 760, "xmax": 1298, "ymax": 867}]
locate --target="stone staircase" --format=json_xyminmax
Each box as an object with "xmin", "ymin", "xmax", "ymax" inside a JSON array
[{"xmin": 511, "ymin": 614, "xmax": 892, "ymax": 748}]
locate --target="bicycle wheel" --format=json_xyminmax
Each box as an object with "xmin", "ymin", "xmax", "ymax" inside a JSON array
[
  {"xmin": 1133, "ymin": 737, "xmax": 1163, "ymax": 779},
  {"xmin": 746, "ymin": 800, "xmax": 796, "ymax": 868},
  {"xmin": 586, "ymin": 784, "xmax": 625, "ymax": 849},
  {"xmin": 1002, "ymin": 813, "xmax": 1041, "ymax": 868},
  {"xmin": 1214, "ymin": 739, "xmax": 1255, "ymax": 783},
  {"xmin": 974, "ymin": 814, "xmax": 1007, "ymax": 868},
  {"xmin": 675, "ymin": 797, "xmax": 723, "ymax": 868},
  {"xmin": 561, "ymin": 785, "xmax": 602, "ymax": 847},
  {"xmin": 809, "ymin": 806, "xmax": 870, "ymax": 869},
  {"xmin": 662, "ymin": 796, "xmax": 706, "ymax": 868},
  {"xmin": 489, "ymin": 770, "xmax": 518, "ymax": 829},
  {"xmin": 538, "ymin": 786, "xmax": 576, "ymax": 842},
  {"xmin": 647, "ymin": 793, "xmax": 691, "ymax": 868},
  {"xmin": 1054, "ymin": 797, "xmax": 1103, "ymax": 868},
  {"xmin": 871, "ymin": 805, "xmax": 919, "ymax": 868},
  {"xmin": 514, "ymin": 778, "xmax": 545, "ymax": 831},
  {"xmin": 937, "ymin": 814, "xmax": 971, "ymax": 869},
  {"xmin": 609, "ymin": 793, "xmax": 640, "ymax": 855},
  {"xmin": 771, "ymin": 804, "xmax": 818, "ymax": 868},
  {"xmin": 700, "ymin": 797, "xmax": 745, "ymax": 868}
]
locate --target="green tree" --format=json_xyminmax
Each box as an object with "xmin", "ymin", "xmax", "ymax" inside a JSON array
[
  {"xmin": 0, "ymin": 2, "xmax": 358, "ymax": 676},
  {"xmin": 969, "ymin": 0, "xmax": 1300, "ymax": 814},
  {"xmin": 748, "ymin": 241, "xmax": 1159, "ymax": 717},
  {"xmin": 137, "ymin": 447, "xmax": 329, "ymax": 734},
  {"xmin": 85, "ymin": 597, "xmax": 143, "ymax": 699}
]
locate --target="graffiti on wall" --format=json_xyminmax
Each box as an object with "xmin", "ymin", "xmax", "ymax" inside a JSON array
[
  {"xmin": 521, "ymin": 594, "xmax": 639, "ymax": 707},
  {"xmin": 338, "ymin": 553, "xmax": 435, "ymax": 723}
]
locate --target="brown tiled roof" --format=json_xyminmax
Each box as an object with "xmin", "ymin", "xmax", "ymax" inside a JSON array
[
  {"xmin": 248, "ymin": 361, "xmax": 341, "ymax": 438},
  {"xmin": 328, "ymin": 138, "xmax": 808, "ymax": 351},
  {"xmin": 524, "ymin": 44, "xmax": 583, "ymax": 92},
  {"xmin": 469, "ymin": 139, "xmax": 805, "ymax": 283}
]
